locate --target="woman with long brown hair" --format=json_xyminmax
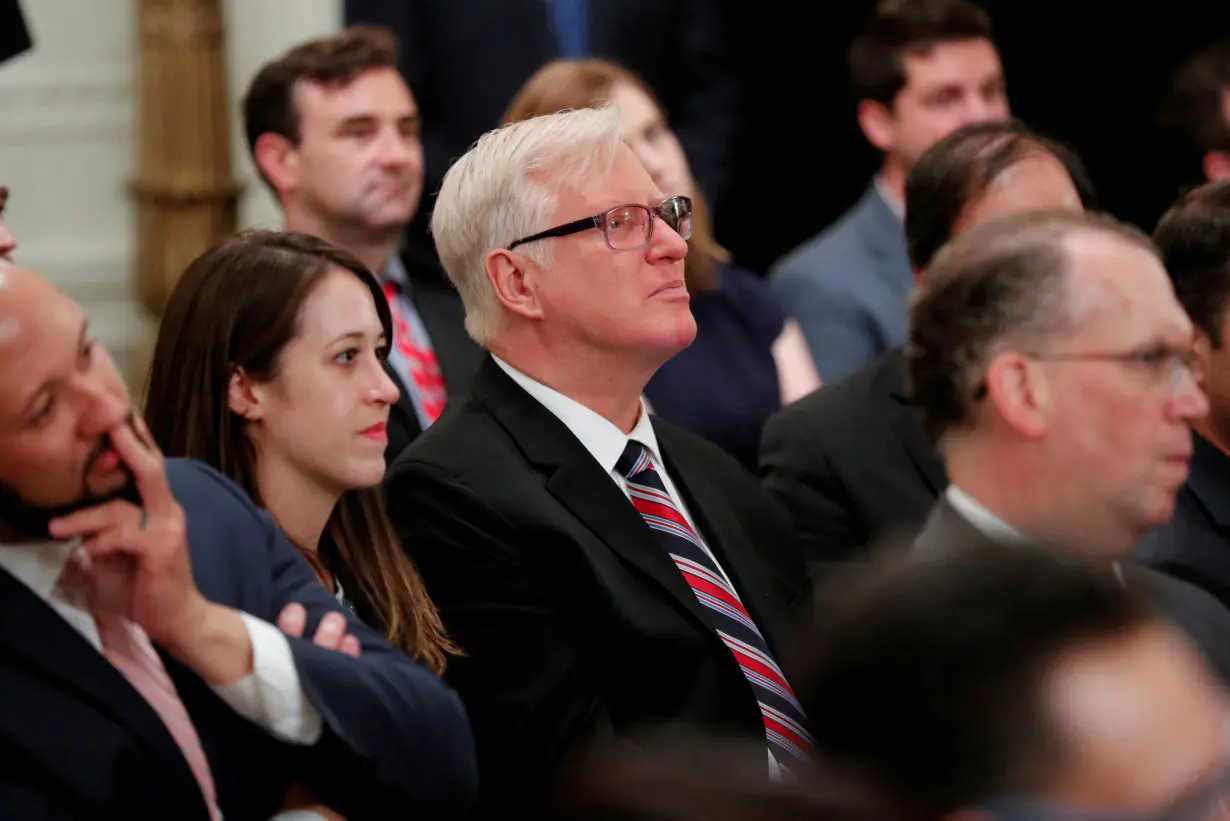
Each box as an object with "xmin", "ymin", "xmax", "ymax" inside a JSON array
[
  {"xmin": 143, "ymin": 229, "xmax": 457, "ymax": 676},
  {"xmin": 505, "ymin": 59, "xmax": 821, "ymax": 470}
]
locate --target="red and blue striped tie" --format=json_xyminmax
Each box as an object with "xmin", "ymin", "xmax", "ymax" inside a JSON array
[{"xmin": 617, "ymin": 440, "xmax": 814, "ymax": 762}]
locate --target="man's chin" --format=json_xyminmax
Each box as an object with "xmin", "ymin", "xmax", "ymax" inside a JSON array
[{"xmin": 0, "ymin": 478, "xmax": 140, "ymax": 543}]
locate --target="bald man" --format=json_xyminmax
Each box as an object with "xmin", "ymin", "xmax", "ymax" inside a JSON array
[{"xmin": 0, "ymin": 263, "xmax": 476, "ymax": 818}]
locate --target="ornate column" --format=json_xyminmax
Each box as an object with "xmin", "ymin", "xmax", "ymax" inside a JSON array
[{"xmin": 130, "ymin": 0, "xmax": 240, "ymax": 384}]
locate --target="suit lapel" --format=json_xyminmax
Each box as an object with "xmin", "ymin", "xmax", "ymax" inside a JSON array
[
  {"xmin": 472, "ymin": 358, "xmax": 716, "ymax": 635},
  {"xmin": 0, "ymin": 568, "xmax": 208, "ymax": 813},
  {"xmin": 880, "ymin": 350, "xmax": 947, "ymax": 495}
]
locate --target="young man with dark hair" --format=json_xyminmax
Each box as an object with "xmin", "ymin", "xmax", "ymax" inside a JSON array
[
  {"xmin": 243, "ymin": 26, "xmax": 482, "ymax": 463},
  {"xmin": 805, "ymin": 543, "xmax": 1230, "ymax": 820},
  {"xmin": 1134, "ymin": 180, "xmax": 1230, "ymax": 610},
  {"xmin": 769, "ymin": 0, "xmax": 1009, "ymax": 383},
  {"xmin": 761, "ymin": 119, "xmax": 1086, "ymax": 574}
]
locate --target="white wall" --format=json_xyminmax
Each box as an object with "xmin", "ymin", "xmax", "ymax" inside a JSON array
[
  {"xmin": 0, "ymin": 1, "xmax": 140, "ymax": 374},
  {"xmin": 0, "ymin": 0, "xmax": 341, "ymax": 383}
]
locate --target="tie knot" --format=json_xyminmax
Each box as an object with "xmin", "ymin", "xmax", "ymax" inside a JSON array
[{"xmin": 616, "ymin": 440, "xmax": 653, "ymax": 480}]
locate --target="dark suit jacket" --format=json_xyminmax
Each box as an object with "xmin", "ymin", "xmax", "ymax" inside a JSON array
[
  {"xmin": 917, "ymin": 494, "xmax": 1230, "ymax": 685},
  {"xmin": 383, "ymin": 356, "xmax": 808, "ymax": 817},
  {"xmin": 345, "ymin": 0, "xmax": 738, "ymax": 261},
  {"xmin": 384, "ymin": 250, "xmax": 484, "ymax": 464},
  {"xmin": 760, "ymin": 348, "xmax": 946, "ymax": 575},
  {"xmin": 767, "ymin": 186, "xmax": 914, "ymax": 381},
  {"xmin": 0, "ymin": 459, "xmax": 476, "ymax": 821},
  {"xmin": 1133, "ymin": 433, "xmax": 1230, "ymax": 612}
]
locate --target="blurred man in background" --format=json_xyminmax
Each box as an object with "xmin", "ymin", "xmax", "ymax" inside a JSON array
[
  {"xmin": 244, "ymin": 26, "xmax": 482, "ymax": 463},
  {"xmin": 761, "ymin": 120, "xmax": 1090, "ymax": 577},
  {"xmin": 769, "ymin": 0, "xmax": 1009, "ymax": 382}
]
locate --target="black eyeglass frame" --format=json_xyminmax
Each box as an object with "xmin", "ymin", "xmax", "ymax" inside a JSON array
[{"xmin": 506, "ymin": 195, "xmax": 693, "ymax": 251}]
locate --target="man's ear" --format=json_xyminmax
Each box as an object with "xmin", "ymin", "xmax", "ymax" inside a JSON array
[
  {"xmin": 984, "ymin": 351, "xmax": 1049, "ymax": 439},
  {"xmin": 857, "ymin": 99, "xmax": 896, "ymax": 154},
  {"xmin": 252, "ymin": 132, "xmax": 300, "ymax": 194},
  {"xmin": 1204, "ymin": 150, "xmax": 1230, "ymax": 183},
  {"xmin": 228, "ymin": 367, "xmax": 264, "ymax": 422},
  {"xmin": 485, "ymin": 249, "xmax": 544, "ymax": 322}
]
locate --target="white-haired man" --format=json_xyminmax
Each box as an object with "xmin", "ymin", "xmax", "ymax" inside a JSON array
[{"xmin": 383, "ymin": 106, "xmax": 810, "ymax": 817}]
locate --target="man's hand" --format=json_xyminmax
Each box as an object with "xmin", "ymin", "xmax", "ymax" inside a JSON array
[
  {"xmin": 49, "ymin": 414, "xmax": 208, "ymax": 644},
  {"xmin": 49, "ymin": 413, "xmax": 254, "ymax": 685},
  {"xmin": 277, "ymin": 603, "xmax": 362, "ymax": 658}
]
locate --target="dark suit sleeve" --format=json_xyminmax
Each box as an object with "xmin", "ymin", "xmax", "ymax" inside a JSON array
[
  {"xmin": 196, "ymin": 464, "xmax": 478, "ymax": 819},
  {"xmin": 671, "ymin": 0, "xmax": 738, "ymax": 211},
  {"xmin": 759, "ymin": 405, "xmax": 863, "ymax": 576},
  {"xmin": 384, "ymin": 461, "xmax": 617, "ymax": 811}
]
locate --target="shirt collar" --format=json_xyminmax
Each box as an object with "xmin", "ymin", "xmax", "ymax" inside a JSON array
[
  {"xmin": 0, "ymin": 537, "xmax": 82, "ymax": 601},
  {"xmin": 873, "ymin": 174, "xmax": 905, "ymax": 220},
  {"xmin": 491, "ymin": 355, "xmax": 661, "ymax": 473},
  {"xmin": 381, "ymin": 253, "xmax": 411, "ymax": 292},
  {"xmin": 945, "ymin": 485, "xmax": 1030, "ymax": 544}
]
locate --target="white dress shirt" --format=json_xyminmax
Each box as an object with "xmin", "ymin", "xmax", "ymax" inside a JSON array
[
  {"xmin": 944, "ymin": 486, "xmax": 1126, "ymax": 585},
  {"xmin": 492, "ymin": 356, "xmax": 783, "ymax": 776},
  {"xmin": 0, "ymin": 538, "xmax": 323, "ymax": 745},
  {"xmin": 945, "ymin": 485, "xmax": 1030, "ymax": 544},
  {"xmin": 492, "ymin": 356, "xmax": 736, "ymax": 586}
]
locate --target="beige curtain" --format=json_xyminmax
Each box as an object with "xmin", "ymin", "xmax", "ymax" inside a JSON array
[{"xmin": 130, "ymin": 0, "xmax": 240, "ymax": 387}]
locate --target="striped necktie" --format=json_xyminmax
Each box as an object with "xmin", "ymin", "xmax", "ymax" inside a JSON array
[{"xmin": 616, "ymin": 441, "xmax": 814, "ymax": 762}]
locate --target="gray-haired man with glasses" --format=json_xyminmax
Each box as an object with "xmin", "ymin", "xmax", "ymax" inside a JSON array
[
  {"xmin": 906, "ymin": 208, "xmax": 1230, "ymax": 683},
  {"xmin": 383, "ymin": 106, "xmax": 809, "ymax": 818}
]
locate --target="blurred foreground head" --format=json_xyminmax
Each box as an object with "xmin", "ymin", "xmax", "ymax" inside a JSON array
[
  {"xmin": 546, "ymin": 736, "xmax": 906, "ymax": 821},
  {"xmin": 800, "ymin": 542, "xmax": 1230, "ymax": 821}
]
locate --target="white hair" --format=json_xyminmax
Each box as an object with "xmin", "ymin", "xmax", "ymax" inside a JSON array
[{"xmin": 430, "ymin": 105, "xmax": 626, "ymax": 344}]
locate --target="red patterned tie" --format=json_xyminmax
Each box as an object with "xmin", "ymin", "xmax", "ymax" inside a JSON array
[
  {"xmin": 383, "ymin": 280, "xmax": 448, "ymax": 423},
  {"xmin": 616, "ymin": 441, "xmax": 814, "ymax": 762},
  {"xmin": 61, "ymin": 557, "xmax": 221, "ymax": 819}
]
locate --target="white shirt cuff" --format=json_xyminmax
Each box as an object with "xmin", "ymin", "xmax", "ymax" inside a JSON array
[{"xmin": 210, "ymin": 612, "xmax": 323, "ymax": 745}]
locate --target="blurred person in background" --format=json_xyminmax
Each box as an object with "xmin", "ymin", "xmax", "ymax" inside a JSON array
[
  {"xmin": 769, "ymin": 0, "xmax": 1010, "ymax": 382},
  {"xmin": 1162, "ymin": 38, "xmax": 1230, "ymax": 185},
  {"xmin": 1135, "ymin": 180, "xmax": 1230, "ymax": 612},
  {"xmin": 344, "ymin": 0, "xmax": 738, "ymax": 285},
  {"xmin": 504, "ymin": 58, "xmax": 819, "ymax": 471},
  {"xmin": 803, "ymin": 542, "xmax": 1230, "ymax": 821},
  {"xmin": 761, "ymin": 120, "xmax": 1091, "ymax": 578}
]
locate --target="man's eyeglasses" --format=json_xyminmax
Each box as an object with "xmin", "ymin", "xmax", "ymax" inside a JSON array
[
  {"xmin": 507, "ymin": 195, "xmax": 693, "ymax": 252},
  {"xmin": 974, "ymin": 346, "xmax": 1198, "ymax": 400}
]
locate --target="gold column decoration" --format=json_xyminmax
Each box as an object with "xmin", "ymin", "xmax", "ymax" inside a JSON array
[{"xmin": 129, "ymin": 0, "xmax": 241, "ymax": 385}]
